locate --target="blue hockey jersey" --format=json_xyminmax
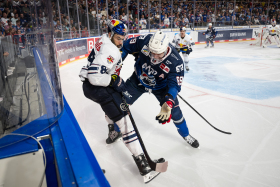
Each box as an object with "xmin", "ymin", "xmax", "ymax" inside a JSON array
[
  {"xmin": 205, "ymin": 27, "xmax": 217, "ymax": 37},
  {"xmin": 121, "ymin": 34, "xmax": 184, "ymax": 99}
]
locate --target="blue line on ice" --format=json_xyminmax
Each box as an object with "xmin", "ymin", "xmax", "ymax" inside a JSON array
[{"xmin": 185, "ymin": 56, "xmax": 280, "ymax": 100}]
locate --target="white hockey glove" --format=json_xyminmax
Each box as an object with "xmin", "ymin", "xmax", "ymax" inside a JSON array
[
  {"xmin": 156, "ymin": 95, "xmax": 175, "ymax": 124},
  {"xmin": 79, "ymin": 66, "xmax": 88, "ymax": 81}
]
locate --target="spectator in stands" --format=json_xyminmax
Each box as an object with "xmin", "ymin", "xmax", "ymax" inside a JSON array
[
  {"xmin": 22, "ymin": 3, "xmax": 30, "ymax": 17},
  {"xmin": 55, "ymin": 20, "xmax": 62, "ymax": 33},
  {"xmin": 139, "ymin": 14, "xmax": 147, "ymax": 29},
  {"xmin": 100, "ymin": 15, "xmax": 106, "ymax": 25},
  {"xmin": 53, "ymin": 17, "xmax": 57, "ymax": 26},
  {"xmin": 4, "ymin": 20, "xmax": 13, "ymax": 31},
  {"xmin": 101, "ymin": 21, "xmax": 107, "ymax": 34},
  {"xmin": 252, "ymin": 16, "xmax": 260, "ymax": 25},
  {"xmin": 0, "ymin": 22, "xmax": 5, "ymax": 37},
  {"xmin": 1, "ymin": 13, "xmax": 9, "ymax": 26},
  {"xmin": 134, "ymin": 18, "xmax": 139, "ymax": 30},
  {"xmin": 71, "ymin": 26, "xmax": 77, "ymax": 38},
  {"xmin": 173, "ymin": 17, "xmax": 180, "ymax": 28},
  {"xmin": 14, "ymin": 20, "xmax": 23, "ymax": 33},
  {"xmin": 19, "ymin": 13, "xmax": 27, "ymax": 26},
  {"xmin": 3, "ymin": 7, "xmax": 11, "ymax": 18},
  {"xmin": 82, "ymin": 26, "xmax": 89, "ymax": 37},
  {"xmin": 31, "ymin": 13, "xmax": 36, "ymax": 25},
  {"xmin": 70, "ymin": 19, "xmax": 75, "ymax": 29},
  {"xmin": 11, "ymin": 13, "xmax": 18, "ymax": 26},
  {"xmin": 260, "ymin": 15, "xmax": 266, "ymax": 24},
  {"xmin": 225, "ymin": 13, "xmax": 231, "ymax": 25},
  {"xmin": 277, "ymin": 14, "xmax": 280, "ymax": 24},
  {"xmin": 163, "ymin": 14, "xmax": 170, "ymax": 28},
  {"xmin": 234, "ymin": 16, "xmax": 239, "ymax": 26},
  {"xmin": 122, "ymin": 12, "xmax": 127, "ymax": 22}
]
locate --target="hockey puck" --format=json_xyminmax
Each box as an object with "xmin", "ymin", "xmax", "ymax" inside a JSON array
[{"xmin": 102, "ymin": 169, "xmax": 106, "ymax": 174}]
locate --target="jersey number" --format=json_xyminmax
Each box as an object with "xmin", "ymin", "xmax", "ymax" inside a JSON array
[
  {"xmin": 100, "ymin": 65, "xmax": 107, "ymax": 74},
  {"xmin": 176, "ymin": 76, "xmax": 183, "ymax": 86}
]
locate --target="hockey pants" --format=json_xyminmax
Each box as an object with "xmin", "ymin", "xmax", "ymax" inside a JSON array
[
  {"xmin": 122, "ymin": 72, "xmax": 190, "ymax": 138},
  {"xmin": 206, "ymin": 37, "xmax": 214, "ymax": 46}
]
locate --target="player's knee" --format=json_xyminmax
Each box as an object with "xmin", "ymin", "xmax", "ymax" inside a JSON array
[
  {"xmin": 101, "ymin": 91, "xmax": 128, "ymax": 122},
  {"xmin": 101, "ymin": 100, "xmax": 126, "ymax": 122}
]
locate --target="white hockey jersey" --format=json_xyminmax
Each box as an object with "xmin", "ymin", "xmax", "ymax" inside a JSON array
[
  {"xmin": 172, "ymin": 33, "xmax": 193, "ymax": 49},
  {"xmin": 79, "ymin": 34, "xmax": 122, "ymax": 87},
  {"xmin": 266, "ymin": 25, "xmax": 280, "ymax": 36}
]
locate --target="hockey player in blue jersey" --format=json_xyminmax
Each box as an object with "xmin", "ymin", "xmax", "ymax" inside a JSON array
[
  {"xmin": 203, "ymin": 23, "xmax": 217, "ymax": 48},
  {"xmin": 120, "ymin": 31, "xmax": 199, "ymax": 148},
  {"xmin": 79, "ymin": 20, "xmax": 161, "ymax": 183}
]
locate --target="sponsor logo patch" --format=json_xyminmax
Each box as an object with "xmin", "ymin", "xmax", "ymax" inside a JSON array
[
  {"xmin": 120, "ymin": 103, "xmax": 128, "ymax": 111},
  {"xmin": 159, "ymin": 63, "xmax": 170, "ymax": 73},
  {"xmin": 107, "ymin": 55, "xmax": 114, "ymax": 63},
  {"xmin": 141, "ymin": 45, "xmax": 149, "ymax": 56},
  {"xmin": 176, "ymin": 64, "xmax": 184, "ymax": 72},
  {"xmin": 165, "ymin": 60, "xmax": 172, "ymax": 65}
]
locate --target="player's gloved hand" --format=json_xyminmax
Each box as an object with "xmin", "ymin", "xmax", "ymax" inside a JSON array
[
  {"xmin": 79, "ymin": 66, "xmax": 88, "ymax": 82},
  {"xmin": 110, "ymin": 74, "xmax": 126, "ymax": 93},
  {"xmin": 203, "ymin": 33, "xmax": 205, "ymax": 35},
  {"xmin": 156, "ymin": 95, "xmax": 175, "ymax": 124},
  {"xmin": 213, "ymin": 35, "xmax": 216, "ymax": 38}
]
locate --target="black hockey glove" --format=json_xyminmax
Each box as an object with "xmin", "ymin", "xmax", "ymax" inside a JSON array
[
  {"xmin": 110, "ymin": 74, "xmax": 126, "ymax": 93},
  {"xmin": 156, "ymin": 94, "xmax": 175, "ymax": 124},
  {"xmin": 132, "ymin": 52, "xmax": 139, "ymax": 61}
]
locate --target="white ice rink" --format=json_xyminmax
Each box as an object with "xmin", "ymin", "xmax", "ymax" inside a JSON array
[{"xmin": 60, "ymin": 41, "xmax": 280, "ymax": 187}]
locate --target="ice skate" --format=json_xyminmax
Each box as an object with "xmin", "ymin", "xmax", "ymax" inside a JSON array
[
  {"xmin": 210, "ymin": 45, "xmax": 214, "ymax": 48},
  {"xmin": 184, "ymin": 134, "xmax": 199, "ymax": 148},
  {"xmin": 185, "ymin": 65, "xmax": 189, "ymax": 71},
  {"xmin": 106, "ymin": 124, "xmax": 122, "ymax": 144},
  {"xmin": 133, "ymin": 153, "xmax": 161, "ymax": 184},
  {"xmin": 205, "ymin": 45, "xmax": 209, "ymax": 48}
]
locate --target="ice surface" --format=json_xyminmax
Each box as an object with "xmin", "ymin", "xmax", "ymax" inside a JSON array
[{"xmin": 60, "ymin": 41, "xmax": 280, "ymax": 187}]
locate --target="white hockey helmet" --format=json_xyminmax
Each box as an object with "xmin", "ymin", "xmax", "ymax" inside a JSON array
[
  {"xmin": 272, "ymin": 20, "xmax": 276, "ymax": 26},
  {"xmin": 149, "ymin": 31, "xmax": 169, "ymax": 54},
  {"xmin": 208, "ymin": 23, "xmax": 212, "ymax": 27}
]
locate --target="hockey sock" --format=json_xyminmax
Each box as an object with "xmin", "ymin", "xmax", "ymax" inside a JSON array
[
  {"xmin": 114, "ymin": 123, "xmax": 120, "ymax": 132},
  {"xmin": 115, "ymin": 116, "xmax": 143, "ymax": 156},
  {"xmin": 105, "ymin": 115, "xmax": 120, "ymax": 132},
  {"xmin": 174, "ymin": 119, "xmax": 189, "ymax": 137}
]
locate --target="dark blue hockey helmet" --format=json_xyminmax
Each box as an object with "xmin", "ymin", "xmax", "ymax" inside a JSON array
[
  {"xmin": 180, "ymin": 27, "xmax": 187, "ymax": 31},
  {"xmin": 107, "ymin": 19, "xmax": 127, "ymax": 37}
]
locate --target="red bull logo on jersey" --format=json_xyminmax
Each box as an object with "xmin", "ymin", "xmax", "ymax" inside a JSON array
[{"xmin": 107, "ymin": 55, "xmax": 114, "ymax": 63}]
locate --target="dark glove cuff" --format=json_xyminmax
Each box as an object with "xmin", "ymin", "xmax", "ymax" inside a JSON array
[{"xmin": 110, "ymin": 74, "xmax": 118, "ymax": 86}]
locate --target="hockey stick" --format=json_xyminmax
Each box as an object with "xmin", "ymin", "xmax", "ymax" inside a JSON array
[
  {"xmin": 178, "ymin": 94, "xmax": 232, "ymax": 135},
  {"xmin": 122, "ymin": 97, "xmax": 168, "ymax": 173}
]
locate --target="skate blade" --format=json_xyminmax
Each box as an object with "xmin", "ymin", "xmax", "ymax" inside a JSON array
[{"xmin": 143, "ymin": 171, "xmax": 161, "ymax": 184}]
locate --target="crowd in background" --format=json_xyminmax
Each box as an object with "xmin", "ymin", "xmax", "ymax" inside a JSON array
[{"xmin": 1, "ymin": 0, "xmax": 280, "ymax": 42}]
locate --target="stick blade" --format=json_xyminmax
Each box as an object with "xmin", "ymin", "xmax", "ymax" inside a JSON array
[
  {"xmin": 149, "ymin": 160, "xmax": 168, "ymax": 172},
  {"xmin": 155, "ymin": 161, "xmax": 168, "ymax": 172}
]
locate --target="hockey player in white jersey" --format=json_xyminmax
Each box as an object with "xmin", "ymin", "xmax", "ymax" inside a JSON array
[
  {"xmin": 172, "ymin": 27, "xmax": 195, "ymax": 71},
  {"xmin": 262, "ymin": 20, "xmax": 280, "ymax": 48},
  {"xmin": 79, "ymin": 19, "xmax": 162, "ymax": 183}
]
